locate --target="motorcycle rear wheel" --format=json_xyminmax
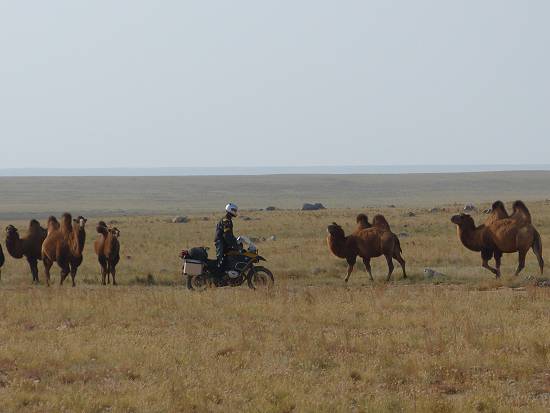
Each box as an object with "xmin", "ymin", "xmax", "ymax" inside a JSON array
[{"xmin": 246, "ymin": 266, "xmax": 274, "ymax": 290}]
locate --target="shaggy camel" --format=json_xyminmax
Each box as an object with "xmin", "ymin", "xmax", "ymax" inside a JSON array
[
  {"xmin": 42, "ymin": 216, "xmax": 70, "ymax": 286},
  {"xmin": 42, "ymin": 213, "xmax": 87, "ymax": 286},
  {"xmin": 451, "ymin": 204, "xmax": 543, "ymax": 277},
  {"xmin": 451, "ymin": 214, "xmax": 498, "ymax": 275},
  {"xmin": 0, "ymin": 244, "xmax": 4, "ymax": 279},
  {"xmin": 327, "ymin": 214, "xmax": 406, "ymax": 282},
  {"xmin": 5, "ymin": 220, "xmax": 47, "ymax": 283},
  {"xmin": 94, "ymin": 221, "xmax": 121, "ymax": 285}
]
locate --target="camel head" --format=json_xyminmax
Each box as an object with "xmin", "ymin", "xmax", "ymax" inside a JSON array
[
  {"xmin": 451, "ymin": 213, "xmax": 475, "ymax": 229},
  {"xmin": 74, "ymin": 216, "xmax": 88, "ymax": 229},
  {"xmin": 109, "ymin": 227, "xmax": 121, "ymax": 238},
  {"xmin": 5, "ymin": 225, "xmax": 18, "ymax": 239},
  {"xmin": 327, "ymin": 222, "xmax": 346, "ymax": 239}
]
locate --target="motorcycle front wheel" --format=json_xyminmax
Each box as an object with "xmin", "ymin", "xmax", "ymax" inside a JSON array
[
  {"xmin": 187, "ymin": 274, "xmax": 208, "ymax": 291},
  {"xmin": 246, "ymin": 266, "xmax": 274, "ymax": 290}
]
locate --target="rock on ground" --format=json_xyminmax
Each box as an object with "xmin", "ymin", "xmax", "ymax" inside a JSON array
[{"xmin": 302, "ymin": 203, "xmax": 326, "ymax": 211}]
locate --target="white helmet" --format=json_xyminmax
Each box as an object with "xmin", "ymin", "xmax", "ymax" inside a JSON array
[{"xmin": 225, "ymin": 203, "xmax": 238, "ymax": 217}]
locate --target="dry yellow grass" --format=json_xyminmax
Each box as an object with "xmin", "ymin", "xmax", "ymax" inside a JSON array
[{"xmin": 0, "ymin": 201, "xmax": 549, "ymax": 412}]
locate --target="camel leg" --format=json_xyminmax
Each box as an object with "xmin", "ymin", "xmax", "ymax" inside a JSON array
[
  {"xmin": 111, "ymin": 264, "xmax": 117, "ymax": 286},
  {"xmin": 70, "ymin": 264, "xmax": 77, "ymax": 287},
  {"xmin": 60, "ymin": 266, "xmax": 70, "ymax": 286},
  {"xmin": 515, "ymin": 249, "xmax": 528, "ymax": 276},
  {"xmin": 27, "ymin": 257, "xmax": 39, "ymax": 284},
  {"xmin": 107, "ymin": 262, "xmax": 111, "ymax": 284},
  {"xmin": 532, "ymin": 233, "xmax": 544, "ymax": 275},
  {"xmin": 481, "ymin": 249, "xmax": 498, "ymax": 277},
  {"xmin": 494, "ymin": 251, "xmax": 503, "ymax": 278},
  {"xmin": 482, "ymin": 260, "xmax": 499, "ymax": 277},
  {"xmin": 385, "ymin": 254, "xmax": 395, "ymax": 282},
  {"xmin": 99, "ymin": 257, "xmax": 108, "ymax": 285},
  {"xmin": 43, "ymin": 257, "xmax": 53, "ymax": 287},
  {"xmin": 394, "ymin": 252, "xmax": 407, "ymax": 279},
  {"xmin": 59, "ymin": 256, "xmax": 71, "ymax": 286},
  {"xmin": 344, "ymin": 257, "xmax": 356, "ymax": 283},
  {"xmin": 363, "ymin": 258, "xmax": 374, "ymax": 281},
  {"xmin": 536, "ymin": 253, "xmax": 545, "ymax": 275}
]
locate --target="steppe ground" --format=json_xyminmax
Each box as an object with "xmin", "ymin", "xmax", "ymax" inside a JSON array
[{"xmin": 0, "ymin": 173, "xmax": 549, "ymax": 412}]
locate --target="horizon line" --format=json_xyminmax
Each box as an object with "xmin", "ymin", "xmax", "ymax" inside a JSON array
[{"xmin": 1, "ymin": 164, "xmax": 550, "ymax": 177}]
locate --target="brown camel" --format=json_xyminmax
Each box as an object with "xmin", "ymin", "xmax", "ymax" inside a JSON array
[
  {"xmin": 42, "ymin": 216, "xmax": 70, "ymax": 286},
  {"xmin": 42, "ymin": 213, "xmax": 87, "ymax": 286},
  {"xmin": 5, "ymin": 220, "xmax": 47, "ymax": 283},
  {"xmin": 94, "ymin": 221, "xmax": 121, "ymax": 285},
  {"xmin": 0, "ymin": 244, "xmax": 4, "ymax": 279},
  {"xmin": 451, "ymin": 214, "xmax": 498, "ymax": 275},
  {"xmin": 451, "ymin": 206, "xmax": 543, "ymax": 277},
  {"xmin": 67, "ymin": 215, "xmax": 87, "ymax": 286},
  {"xmin": 327, "ymin": 214, "xmax": 406, "ymax": 282}
]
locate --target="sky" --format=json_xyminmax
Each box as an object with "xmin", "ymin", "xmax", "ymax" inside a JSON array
[{"xmin": 1, "ymin": 1, "xmax": 549, "ymax": 169}]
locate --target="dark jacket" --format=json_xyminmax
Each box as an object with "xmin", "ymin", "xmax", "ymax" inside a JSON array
[{"xmin": 215, "ymin": 214, "xmax": 238, "ymax": 257}]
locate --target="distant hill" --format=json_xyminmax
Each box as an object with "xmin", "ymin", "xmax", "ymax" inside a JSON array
[{"xmin": 0, "ymin": 171, "xmax": 549, "ymax": 219}]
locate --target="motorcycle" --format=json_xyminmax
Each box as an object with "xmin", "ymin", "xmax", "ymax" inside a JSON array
[{"xmin": 180, "ymin": 237, "xmax": 274, "ymax": 290}]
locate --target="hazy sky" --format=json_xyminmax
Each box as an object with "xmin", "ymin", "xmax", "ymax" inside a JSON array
[{"xmin": 1, "ymin": 1, "xmax": 548, "ymax": 168}]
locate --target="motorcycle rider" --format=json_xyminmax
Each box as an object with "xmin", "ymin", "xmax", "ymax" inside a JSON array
[{"xmin": 215, "ymin": 203, "xmax": 239, "ymax": 271}]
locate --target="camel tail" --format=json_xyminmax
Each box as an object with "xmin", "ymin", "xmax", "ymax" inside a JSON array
[
  {"xmin": 533, "ymin": 230, "xmax": 544, "ymax": 275},
  {"xmin": 533, "ymin": 229, "xmax": 544, "ymax": 275},
  {"xmin": 394, "ymin": 235, "xmax": 402, "ymax": 254}
]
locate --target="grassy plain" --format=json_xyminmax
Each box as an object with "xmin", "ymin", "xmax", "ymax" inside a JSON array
[{"xmin": 0, "ymin": 174, "xmax": 549, "ymax": 412}]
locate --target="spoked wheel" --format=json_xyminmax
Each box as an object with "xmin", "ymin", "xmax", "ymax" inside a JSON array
[
  {"xmin": 247, "ymin": 266, "xmax": 274, "ymax": 290},
  {"xmin": 187, "ymin": 274, "xmax": 208, "ymax": 291}
]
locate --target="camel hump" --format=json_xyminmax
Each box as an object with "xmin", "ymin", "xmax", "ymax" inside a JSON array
[
  {"xmin": 372, "ymin": 214, "xmax": 391, "ymax": 231},
  {"xmin": 491, "ymin": 201, "xmax": 509, "ymax": 216},
  {"xmin": 96, "ymin": 221, "xmax": 109, "ymax": 235},
  {"xmin": 512, "ymin": 200, "xmax": 532, "ymax": 222},
  {"xmin": 356, "ymin": 214, "xmax": 371, "ymax": 229},
  {"xmin": 47, "ymin": 216, "xmax": 60, "ymax": 233},
  {"xmin": 28, "ymin": 219, "xmax": 44, "ymax": 235},
  {"xmin": 29, "ymin": 219, "xmax": 40, "ymax": 229},
  {"xmin": 61, "ymin": 213, "xmax": 73, "ymax": 234}
]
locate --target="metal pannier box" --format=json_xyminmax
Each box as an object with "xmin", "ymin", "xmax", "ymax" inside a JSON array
[{"xmin": 183, "ymin": 259, "xmax": 204, "ymax": 276}]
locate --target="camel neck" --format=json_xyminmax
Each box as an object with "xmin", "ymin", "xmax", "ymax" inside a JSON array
[
  {"xmin": 328, "ymin": 234, "xmax": 349, "ymax": 259},
  {"xmin": 76, "ymin": 228, "xmax": 86, "ymax": 254},
  {"xmin": 458, "ymin": 225, "xmax": 484, "ymax": 251},
  {"xmin": 5, "ymin": 233, "xmax": 24, "ymax": 258}
]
